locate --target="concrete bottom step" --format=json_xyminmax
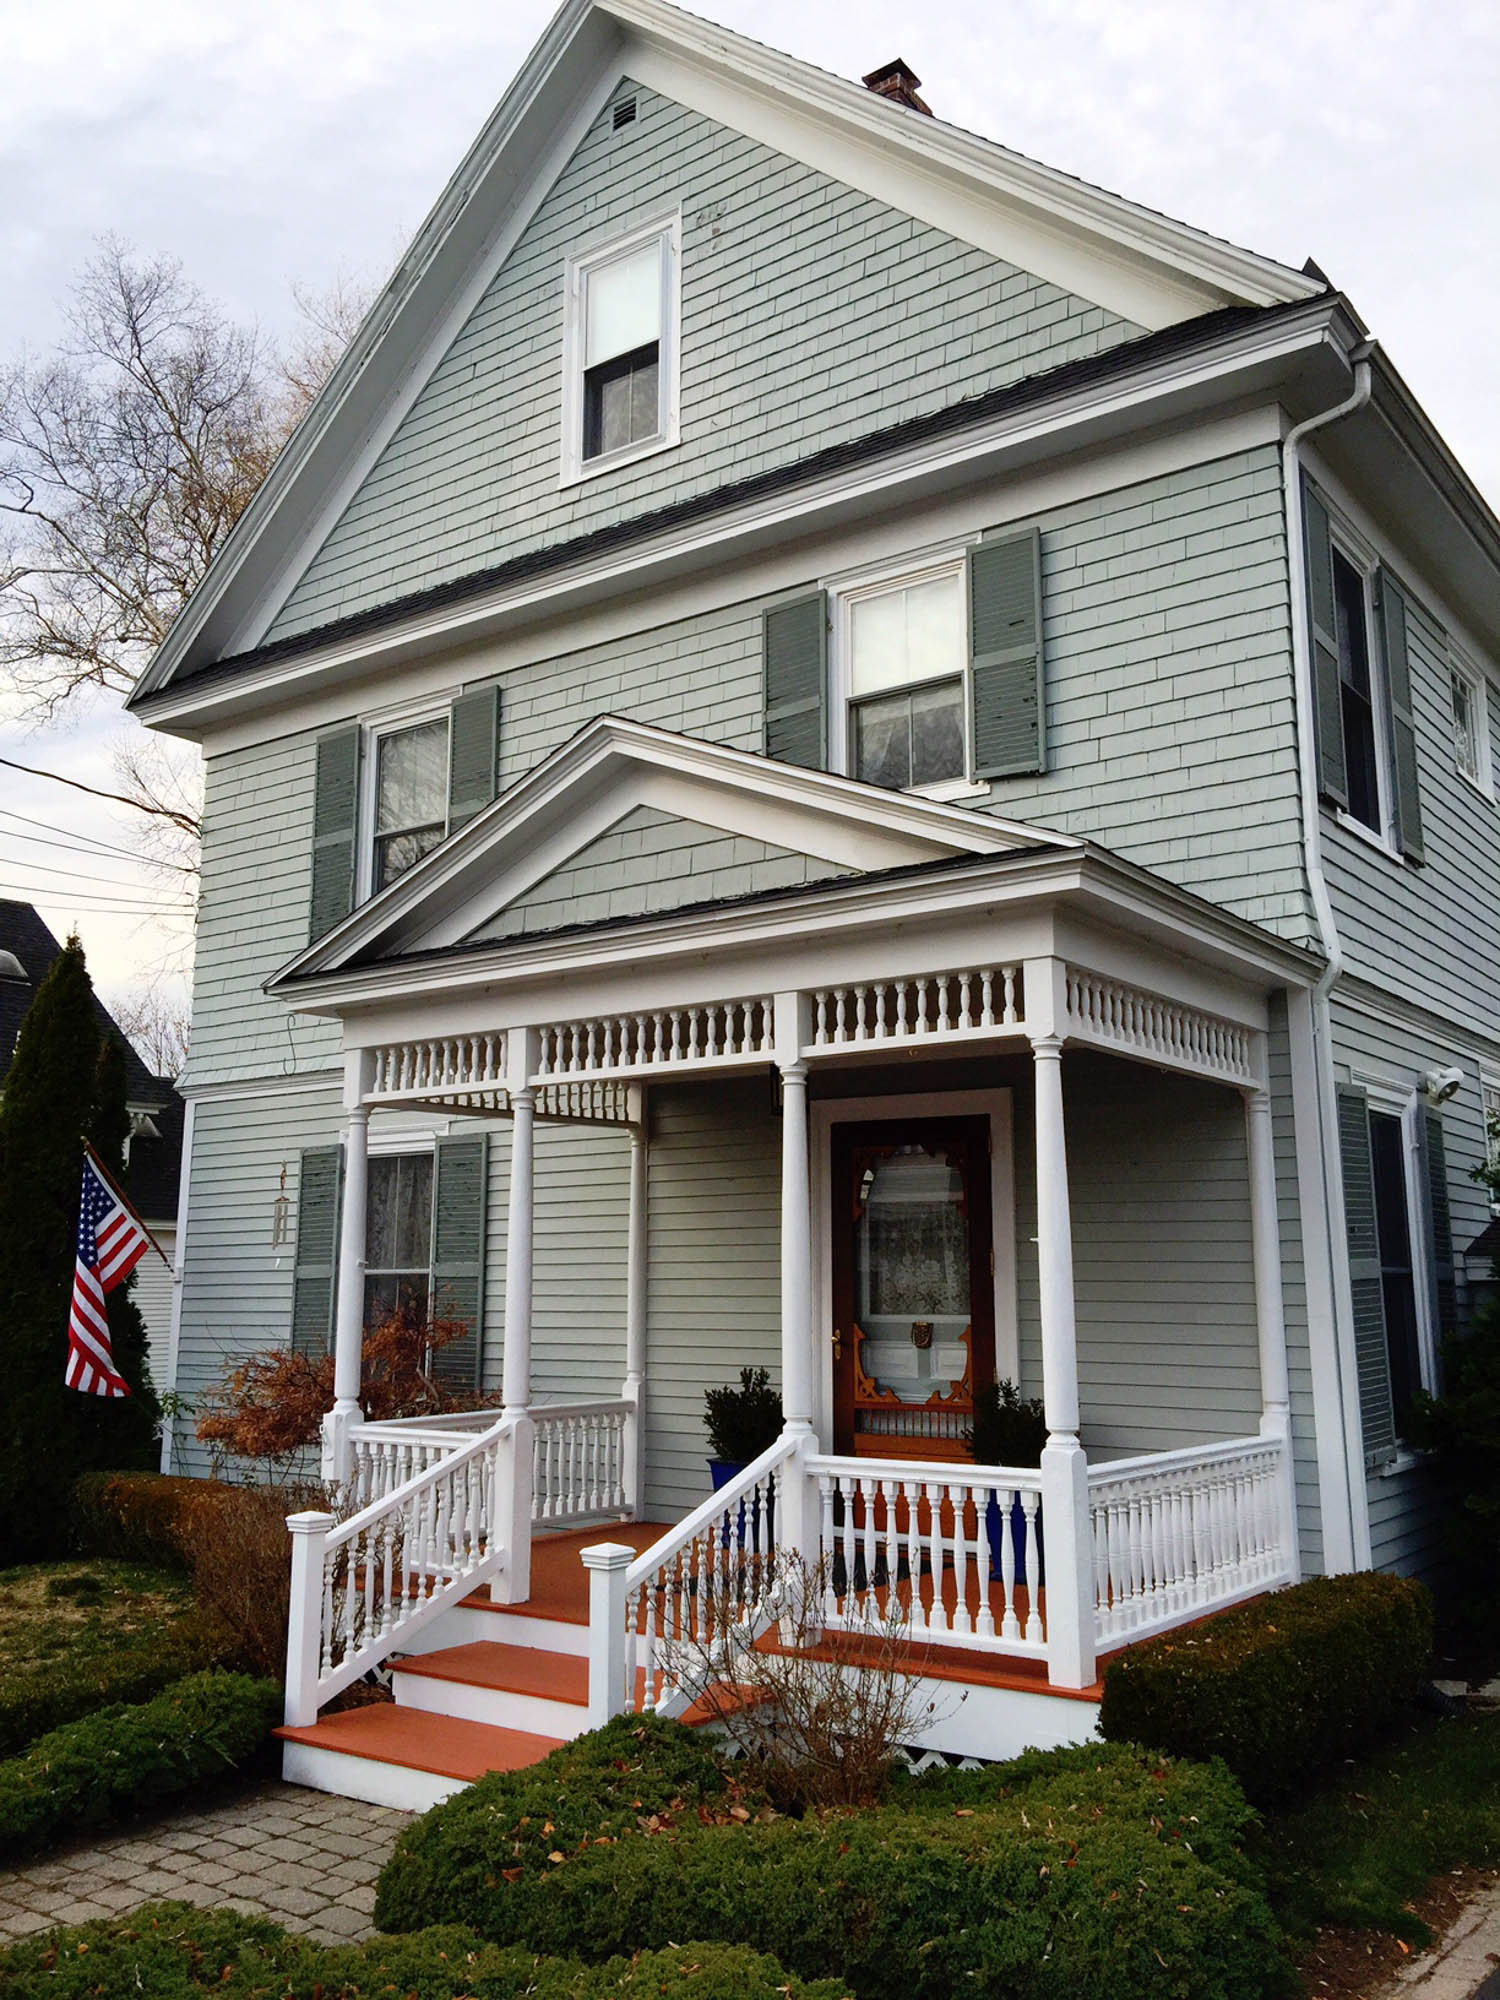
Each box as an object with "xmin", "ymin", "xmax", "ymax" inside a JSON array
[{"xmin": 277, "ymin": 1705, "xmax": 565, "ymax": 1812}]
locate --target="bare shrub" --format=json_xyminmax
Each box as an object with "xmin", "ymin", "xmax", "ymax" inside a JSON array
[
  {"xmin": 677, "ymin": 1551, "xmax": 941, "ymax": 1809},
  {"xmin": 185, "ymin": 1478, "xmax": 327, "ymax": 1680}
]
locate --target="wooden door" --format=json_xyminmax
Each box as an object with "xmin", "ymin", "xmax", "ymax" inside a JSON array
[{"xmin": 830, "ymin": 1116, "xmax": 995, "ymax": 1459}]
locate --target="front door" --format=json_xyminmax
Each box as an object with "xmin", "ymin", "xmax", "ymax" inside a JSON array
[{"xmin": 830, "ymin": 1116, "xmax": 995, "ymax": 1458}]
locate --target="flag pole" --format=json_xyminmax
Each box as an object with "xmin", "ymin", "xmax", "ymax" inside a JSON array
[{"xmin": 82, "ymin": 1140, "xmax": 172, "ymax": 1269}]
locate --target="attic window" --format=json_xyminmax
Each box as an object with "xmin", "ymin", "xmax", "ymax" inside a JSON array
[
  {"xmin": 561, "ymin": 217, "xmax": 681, "ymax": 484},
  {"xmin": 612, "ymin": 97, "xmax": 637, "ymax": 130}
]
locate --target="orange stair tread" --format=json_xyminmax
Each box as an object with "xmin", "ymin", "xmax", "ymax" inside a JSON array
[
  {"xmin": 276, "ymin": 1705, "xmax": 563, "ymax": 1782},
  {"xmin": 395, "ymin": 1640, "xmax": 588, "ymax": 1705},
  {"xmin": 460, "ymin": 1522, "xmax": 674, "ymax": 1627}
]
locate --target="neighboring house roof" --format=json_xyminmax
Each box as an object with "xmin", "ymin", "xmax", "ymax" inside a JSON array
[{"xmin": 0, "ymin": 900, "xmax": 185, "ymax": 1224}]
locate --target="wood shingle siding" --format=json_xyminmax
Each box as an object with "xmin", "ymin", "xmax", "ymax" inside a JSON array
[{"xmin": 266, "ymin": 82, "xmax": 1142, "ymax": 644}]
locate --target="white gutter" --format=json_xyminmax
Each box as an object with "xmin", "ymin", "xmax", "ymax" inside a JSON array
[{"xmin": 1281, "ymin": 341, "xmax": 1374, "ymax": 1568}]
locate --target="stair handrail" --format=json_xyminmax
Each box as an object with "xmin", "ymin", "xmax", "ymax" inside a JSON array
[
  {"xmin": 284, "ymin": 1410, "xmax": 517, "ymax": 1727},
  {"xmin": 622, "ymin": 1432, "xmax": 797, "ymax": 1595}
]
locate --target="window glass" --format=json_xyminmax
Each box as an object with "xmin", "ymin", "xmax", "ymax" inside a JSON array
[
  {"xmin": 1332, "ymin": 549, "xmax": 1381, "ymax": 833},
  {"xmin": 374, "ymin": 718, "xmax": 448, "ymax": 891},
  {"xmin": 364, "ymin": 1153, "xmax": 433, "ymax": 1328},
  {"xmin": 584, "ymin": 241, "xmax": 660, "ymax": 368},
  {"xmin": 849, "ymin": 572, "xmax": 965, "ymax": 697},
  {"xmin": 1452, "ymin": 668, "xmax": 1480, "ymax": 783},
  {"xmin": 854, "ymin": 679, "xmax": 964, "ymax": 790},
  {"xmin": 584, "ymin": 347, "xmax": 659, "ymax": 460}
]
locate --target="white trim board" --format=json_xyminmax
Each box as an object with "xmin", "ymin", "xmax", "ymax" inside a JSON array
[{"xmin": 809, "ymin": 1089, "xmax": 1018, "ymax": 1452}]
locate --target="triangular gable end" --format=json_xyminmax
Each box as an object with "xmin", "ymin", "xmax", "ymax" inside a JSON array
[
  {"xmin": 271, "ymin": 716, "xmax": 1072, "ymax": 987},
  {"xmin": 131, "ymin": 0, "xmax": 1319, "ymax": 700}
]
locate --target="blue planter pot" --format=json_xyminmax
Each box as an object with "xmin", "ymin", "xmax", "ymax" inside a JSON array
[{"xmin": 985, "ymin": 1493, "xmax": 1044, "ymax": 1587}]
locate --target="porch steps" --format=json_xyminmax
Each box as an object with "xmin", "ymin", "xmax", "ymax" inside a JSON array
[{"xmin": 277, "ymin": 1706, "xmax": 566, "ymax": 1812}]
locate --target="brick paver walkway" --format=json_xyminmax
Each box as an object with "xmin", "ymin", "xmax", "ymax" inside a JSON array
[{"xmin": 0, "ymin": 1782, "xmax": 408, "ymax": 1949}]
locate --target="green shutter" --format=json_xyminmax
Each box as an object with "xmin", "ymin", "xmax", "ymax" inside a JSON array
[
  {"xmin": 308, "ymin": 728, "xmax": 360, "ymax": 942},
  {"xmin": 763, "ymin": 594, "xmax": 827, "ymax": 770},
  {"xmin": 968, "ymin": 528, "xmax": 1045, "ymax": 778},
  {"xmin": 1303, "ymin": 481, "xmax": 1348, "ymax": 810},
  {"xmin": 1420, "ymin": 1108, "xmax": 1456, "ymax": 1343},
  {"xmin": 431, "ymin": 1134, "xmax": 487, "ymax": 1391},
  {"xmin": 1335, "ymin": 1084, "xmax": 1397, "ymax": 1469},
  {"xmin": 448, "ymin": 682, "xmax": 502, "ymax": 831},
  {"xmin": 291, "ymin": 1146, "xmax": 342, "ymax": 1357},
  {"xmin": 1377, "ymin": 568, "xmax": 1425, "ymax": 864}
]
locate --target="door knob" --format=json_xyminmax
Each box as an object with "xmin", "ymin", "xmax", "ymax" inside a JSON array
[{"xmin": 831, "ymin": 1327, "xmax": 843, "ymax": 1359}]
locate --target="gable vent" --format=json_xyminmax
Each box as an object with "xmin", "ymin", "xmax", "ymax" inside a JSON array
[{"xmin": 612, "ymin": 97, "xmax": 638, "ymax": 130}]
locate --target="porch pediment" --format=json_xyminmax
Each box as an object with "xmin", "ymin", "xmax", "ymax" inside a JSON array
[{"xmin": 276, "ymin": 717, "xmax": 1071, "ymax": 981}]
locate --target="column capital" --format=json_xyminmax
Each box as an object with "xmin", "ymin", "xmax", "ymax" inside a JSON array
[
  {"xmin": 1028, "ymin": 1032, "xmax": 1065, "ymax": 1060},
  {"xmin": 510, "ymin": 1084, "xmax": 537, "ymax": 1113},
  {"xmin": 778, "ymin": 1057, "xmax": 809, "ymax": 1085}
]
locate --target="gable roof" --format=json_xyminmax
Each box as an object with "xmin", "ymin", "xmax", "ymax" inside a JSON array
[
  {"xmin": 0, "ymin": 901, "xmax": 185, "ymax": 1222},
  {"xmin": 272, "ymin": 715, "xmax": 1079, "ymax": 987},
  {"xmin": 128, "ymin": 0, "xmax": 1320, "ymax": 708}
]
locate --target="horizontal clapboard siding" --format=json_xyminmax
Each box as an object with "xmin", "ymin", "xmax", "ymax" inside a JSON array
[
  {"xmin": 1015, "ymin": 1053, "xmax": 1262, "ymax": 1458},
  {"xmin": 1323, "ymin": 583, "xmax": 1500, "ymax": 1037},
  {"xmin": 132, "ymin": 1226, "xmax": 177, "ymax": 1394},
  {"xmin": 1330, "ymin": 995, "xmax": 1493, "ymax": 1578},
  {"xmin": 268, "ymin": 81, "xmax": 1141, "ymax": 644}
]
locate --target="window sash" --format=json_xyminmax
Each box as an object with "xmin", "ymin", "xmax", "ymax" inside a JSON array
[
  {"xmin": 370, "ymin": 715, "xmax": 450, "ymax": 893},
  {"xmin": 852, "ymin": 676, "xmax": 965, "ymax": 791},
  {"xmin": 848, "ymin": 571, "xmax": 965, "ymax": 698},
  {"xmin": 1452, "ymin": 666, "xmax": 1481, "ymax": 783}
]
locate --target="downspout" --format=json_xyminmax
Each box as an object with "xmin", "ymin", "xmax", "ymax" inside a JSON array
[{"xmin": 1281, "ymin": 340, "xmax": 1374, "ymax": 1567}]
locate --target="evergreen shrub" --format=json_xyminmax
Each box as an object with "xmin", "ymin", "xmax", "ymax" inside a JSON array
[
  {"xmin": 1099, "ymin": 1573, "xmax": 1433, "ymax": 1803},
  {"xmin": 376, "ymin": 1722, "xmax": 1285, "ymax": 2000},
  {"xmin": 0, "ymin": 1671, "xmax": 279, "ymax": 1857},
  {"xmin": 0, "ymin": 1906, "xmax": 848, "ymax": 2000}
]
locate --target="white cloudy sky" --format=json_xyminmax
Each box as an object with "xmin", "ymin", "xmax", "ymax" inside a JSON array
[{"xmin": 2, "ymin": 0, "xmax": 1496, "ymax": 1027}]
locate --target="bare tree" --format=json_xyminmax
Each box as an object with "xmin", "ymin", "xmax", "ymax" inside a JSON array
[{"xmin": 107, "ymin": 979, "xmax": 193, "ymax": 1079}]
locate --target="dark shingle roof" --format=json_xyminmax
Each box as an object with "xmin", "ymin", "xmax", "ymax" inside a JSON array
[{"xmin": 0, "ymin": 901, "xmax": 184, "ymax": 1222}]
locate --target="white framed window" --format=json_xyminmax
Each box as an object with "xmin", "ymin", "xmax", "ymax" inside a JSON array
[
  {"xmin": 830, "ymin": 552, "xmax": 981, "ymax": 799},
  {"xmin": 1449, "ymin": 649, "xmax": 1493, "ymax": 797},
  {"xmin": 361, "ymin": 710, "xmax": 452, "ymax": 897},
  {"xmin": 1483, "ymin": 1073, "xmax": 1500, "ymax": 1215},
  {"xmin": 1326, "ymin": 533, "xmax": 1394, "ymax": 846},
  {"xmin": 364, "ymin": 1148, "xmax": 436, "ymax": 1328},
  {"xmin": 561, "ymin": 215, "xmax": 681, "ymax": 485}
]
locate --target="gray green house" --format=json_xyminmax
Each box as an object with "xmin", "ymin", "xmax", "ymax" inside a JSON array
[{"xmin": 127, "ymin": 0, "xmax": 1500, "ymax": 1805}]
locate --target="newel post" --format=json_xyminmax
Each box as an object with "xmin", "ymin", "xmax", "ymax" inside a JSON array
[
  {"xmin": 284, "ymin": 1509, "xmax": 335, "ymax": 1728},
  {"xmin": 324, "ymin": 1049, "xmax": 375, "ymax": 1487},
  {"xmin": 1026, "ymin": 958, "xmax": 1096, "ymax": 1692},
  {"xmin": 582, "ymin": 1541, "xmax": 636, "ymax": 1727}
]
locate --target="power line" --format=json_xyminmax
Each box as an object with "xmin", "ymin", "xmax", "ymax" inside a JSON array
[
  {"xmin": 0, "ymin": 849, "xmax": 197, "ymax": 894},
  {"xmin": 0, "ymin": 883, "xmax": 196, "ymax": 914},
  {"xmin": 0, "ymin": 806, "xmax": 196, "ymax": 872}
]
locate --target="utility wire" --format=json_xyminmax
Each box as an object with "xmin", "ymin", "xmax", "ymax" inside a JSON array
[
  {"xmin": 0, "ymin": 806, "xmax": 196, "ymax": 872},
  {"xmin": 0, "ymin": 850, "xmax": 196, "ymax": 893},
  {"xmin": 0, "ymin": 882, "xmax": 196, "ymax": 914},
  {"xmin": 0, "ymin": 756, "xmax": 200, "ymax": 837}
]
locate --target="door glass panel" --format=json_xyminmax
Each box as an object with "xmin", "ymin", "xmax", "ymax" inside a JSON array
[{"xmin": 854, "ymin": 1143, "xmax": 971, "ymax": 1408}]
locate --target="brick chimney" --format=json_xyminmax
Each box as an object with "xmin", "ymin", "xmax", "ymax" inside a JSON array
[{"xmin": 861, "ymin": 59, "xmax": 932, "ymax": 116}]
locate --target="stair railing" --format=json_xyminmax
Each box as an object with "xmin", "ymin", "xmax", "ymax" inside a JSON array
[{"xmin": 283, "ymin": 1414, "xmax": 520, "ymax": 1727}]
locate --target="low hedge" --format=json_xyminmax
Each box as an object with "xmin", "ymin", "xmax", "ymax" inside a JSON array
[
  {"xmin": 1099, "ymin": 1572, "xmax": 1434, "ymax": 1804},
  {"xmin": 0, "ymin": 1671, "xmax": 280, "ymax": 1858},
  {"xmin": 70, "ymin": 1471, "xmax": 220, "ymax": 1570},
  {"xmin": 377, "ymin": 1725, "xmax": 1286, "ymax": 2000},
  {"xmin": 0, "ymin": 1609, "xmax": 232, "ymax": 1762},
  {"xmin": 0, "ymin": 1905, "xmax": 848, "ymax": 2000}
]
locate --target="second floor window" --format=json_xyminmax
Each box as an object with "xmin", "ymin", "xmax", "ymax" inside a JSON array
[
  {"xmin": 1449, "ymin": 654, "xmax": 1492, "ymax": 796},
  {"xmin": 1330, "ymin": 546, "xmax": 1382, "ymax": 834},
  {"xmin": 847, "ymin": 567, "xmax": 967, "ymax": 790},
  {"xmin": 562, "ymin": 218, "xmax": 681, "ymax": 483},
  {"xmin": 373, "ymin": 716, "xmax": 450, "ymax": 892}
]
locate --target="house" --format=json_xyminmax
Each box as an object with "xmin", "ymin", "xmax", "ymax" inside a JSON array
[
  {"xmin": 0, "ymin": 900, "xmax": 185, "ymax": 1387},
  {"xmin": 126, "ymin": 0, "xmax": 1500, "ymax": 1807}
]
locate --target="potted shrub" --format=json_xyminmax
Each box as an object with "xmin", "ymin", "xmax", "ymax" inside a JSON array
[
  {"xmin": 704, "ymin": 1366, "xmax": 784, "ymax": 1487},
  {"xmin": 966, "ymin": 1377, "xmax": 1048, "ymax": 1583}
]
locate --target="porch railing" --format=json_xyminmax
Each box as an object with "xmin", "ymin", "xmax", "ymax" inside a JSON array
[
  {"xmin": 348, "ymin": 1417, "xmax": 488, "ymax": 1510},
  {"xmin": 809, "ymin": 1456, "xmax": 1046, "ymax": 1657},
  {"xmin": 1088, "ymin": 1434, "xmax": 1294, "ymax": 1647},
  {"xmin": 532, "ymin": 1398, "xmax": 632, "ymax": 1523},
  {"xmin": 283, "ymin": 1416, "xmax": 517, "ymax": 1726}
]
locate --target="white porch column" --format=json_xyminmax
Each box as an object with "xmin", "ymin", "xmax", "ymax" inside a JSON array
[
  {"xmin": 1246, "ymin": 1080, "xmax": 1301, "ymax": 1581},
  {"xmin": 773, "ymin": 992, "xmax": 819, "ymax": 1578},
  {"xmin": 494, "ymin": 1026, "xmax": 538, "ymax": 1605},
  {"xmin": 322, "ymin": 1048, "xmax": 374, "ymax": 1486},
  {"xmin": 1028, "ymin": 995, "xmax": 1096, "ymax": 1690},
  {"xmin": 621, "ymin": 1108, "xmax": 649, "ymax": 1519}
]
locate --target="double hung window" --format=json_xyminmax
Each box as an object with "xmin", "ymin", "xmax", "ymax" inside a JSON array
[
  {"xmin": 372, "ymin": 717, "xmax": 450, "ymax": 892},
  {"xmin": 363, "ymin": 1151, "xmax": 434, "ymax": 1327},
  {"xmin": 1449, "ymin": 653, "xmax": 1492, "ymax": 796},
  {"xmin": 846, "ymin": 566, "xmax": 967, "ymax": 791},
  {"xmin": 563, "ymin": 219, "xmax": 680, "ymax": 482}
]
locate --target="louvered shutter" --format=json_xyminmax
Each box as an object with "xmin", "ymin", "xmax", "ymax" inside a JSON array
[
  {"xmin": 968, "ymin": 528, "xmax": 1045, "ymax": 778},
  {"xmin": 1303, "ymin": 481, "xmax": 1348, "ymax": 810},
  {"xmin": 308, "ymin": 728, "xmax": 361, "ymax": 942},
  {"xmin": 1420, "ymin": 1108, "xmax": 1456, "ymax": 1344},
  {"xmin": 1377, "ymin": 569, "xmax": 1425, "ymax": 864},
  {"xmin": 763, "ymin": 595, "xmax": 827, "ymax": 770},
  {"xmin": 291, "ymin": 1146, "xmax": 342, "ymax": 1356},
  {"xmin": 431, "ymin": 1134, "xmax": 487, "ymax": 1390},
  {"xmin": 448, "ymin": 682, "xmax": 502, "ymax": 832},
  {"xmin": 1335, "ymin": 1085, "xmax": 1397, "ymax": 1468}
]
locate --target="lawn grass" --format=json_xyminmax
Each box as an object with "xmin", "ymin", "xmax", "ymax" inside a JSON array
[
  {"xmin": 1253, "ymin": 1706, "xmax": 1500, "ymax": 1947},
  {"xmin": 0, "ymin": 1558, "xmax": 231, "ymax": 1757}
]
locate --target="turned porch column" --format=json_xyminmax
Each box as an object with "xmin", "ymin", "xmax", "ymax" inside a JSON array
[
  {"xmin": 1024, "ymin": 957, "xmax": 1095, "ymax": 1691},
  {"xmin": 494, "ymin": 1025, "xmax": 539, "ymax": 1604},
  {"xmin": 773, "ymin": 992, "xmax": 819, "ymax": 1572},
  {"xmin": 323, "ymin": 1048, "xmax": 374, "ymax": 1486},
  {"xmin": 1245, "ymin": 1077, "xmax": 1301, "ymax": 1581},
  {"xmin": 621, "ymin": 1108, "xmax": 649, "ymax": 1518}
]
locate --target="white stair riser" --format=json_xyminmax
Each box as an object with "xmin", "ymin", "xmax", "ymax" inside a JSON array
[
  {"xmin": 402, "ymin": 1604, "xmax": 589, "ymax": 1659},
  {"xmin": 890, "ymin": 1675, "xmax": 1100, "ymax": 1761},
  {"xmin": 394, "ymin": 1670, "xmax": 588, "ymax": 1741},
  {"xmin": 281, "ymin": 1740, "xmax": 466, "ymax": 1813}
]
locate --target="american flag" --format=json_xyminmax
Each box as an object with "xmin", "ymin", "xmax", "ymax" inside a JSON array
[{"xmin": 66, "ymin": 1150, "xmax": 149, "ymax": 1398}]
